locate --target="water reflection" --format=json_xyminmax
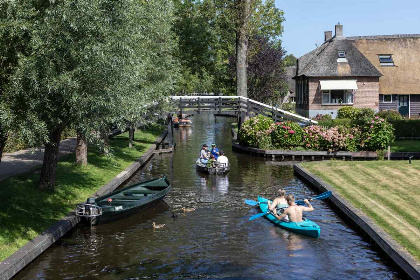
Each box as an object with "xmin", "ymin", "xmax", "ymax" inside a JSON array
[{"xmin": 14, "ymin": 114, "xmax": 401, "ymax": 280}]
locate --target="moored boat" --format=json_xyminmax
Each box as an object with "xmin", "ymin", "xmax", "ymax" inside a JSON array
[
  {"xmin": 173, "ymin": 114, "xmax": 192, "ymax": 127},
  {"xmin": 258, "ymin": 196, "xmax": 320, "ymax": 238},
  {"xmin": 76, "ymin": 176, "xmax": 171, "ymax": 225},
  {"xmin": 195, "ymin": 159, "xmax": 229, "ymax": 175}
]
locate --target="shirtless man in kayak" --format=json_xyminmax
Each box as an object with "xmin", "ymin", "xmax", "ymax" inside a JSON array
[
  {"xmin": 267, "ymin": 188, "xmax": 288, "ymax": 215},
  {"xmin": 274, "ymin": 194, "xmax": 314, "ymax": 222}
]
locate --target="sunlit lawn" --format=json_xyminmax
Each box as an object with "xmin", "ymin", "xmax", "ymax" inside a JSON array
[
  {"xmin": 302, "ymin": 160, "xmax": 420, "ymax": 261},
  {"xmin": 0, "ymin": 126, "xmax": 162, "ymax": 261}
]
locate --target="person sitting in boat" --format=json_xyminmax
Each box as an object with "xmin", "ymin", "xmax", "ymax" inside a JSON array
[
  {"xmin": 267, "ymin": 188, "xmax": 288, "ymax": 216},
  {"xmin": 207, "ymin": 154, "xmax": 216, "ymax": 168},
  {"xmin": 200, "ymin": 144, "xmax": 209, "ymax": 164},
  {"xmin": 273, "ymin": 194, "xmax": 313, "ymax": 222},
  {"xmin": 216, "ymin": 151, "xmax": 229, "ymax": 167},
  {"xmin": 210, "ymin": 143, "xmax": 220, "ymax": 160}
]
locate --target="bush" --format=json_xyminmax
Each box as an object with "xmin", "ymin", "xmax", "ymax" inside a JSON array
[
  {"xmin": 271, "ymin": 121, "xmax": 304, "ymax": 149},
  {"xmin": 312, "ymin": 114, "xmax": 332, "ymax": 121},
  {"xmin": 388, "ymin": 119, "xmax": 420, "ymax": 138},
  {"xmin": 281, "ymin": 102, "xmax": 296, "ymax": 113},
  {"xmin": 238, "ymin": 115, "xmax": 274, "ymax": 148},
  {"xmin": 337, "ymin": 107, "xmax": 358, "ymax": 119},
  {"xmin": 360, "ymin": 116, "xmax": 394, "ymax": 150},
  {"xmin": 337, "ymin": 107, "xmax": 375, "ymax": 121},
  {"xmin": 358, "ymin": 108, "xmax": 375, "ymax": 119},
  {"xmin": 303, "ymin": 125, "xmax": 349, "ymax": 152},
  {"xmin": 376, "ymin": 110, "xmax": 403, "ymax": 121},
  {"xmin": 333, "ymin": 118, "xmax": 352, "ymax": 128}
]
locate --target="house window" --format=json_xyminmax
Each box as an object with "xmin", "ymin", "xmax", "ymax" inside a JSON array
[
  {"xmin": 383, "ymin": 95, "xmax": 392, "ymax": 103},
  {"xmin": 338, "ymin": 51, "xmax": 346, "ymax": 58},
  {"xmin": 378, "ymin": 55, "xmax": 394, "ymax": 66},
  {"xmin": 322, "ymin": 90, "xmax": 354, "ymax": 105}
]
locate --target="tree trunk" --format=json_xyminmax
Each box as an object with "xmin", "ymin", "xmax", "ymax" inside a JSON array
[
  {"xmin": 128, "ymin": 123, "xmax": 135, "ymax": 149},
  {"xmin": 236, "ymin": 0, "xmax": 250, "ymax": 98},
  {"xmin": 0, "ymin": 127, "xmax": 7, "ymax": 163},
  {"xmin": 39, "ymin": 128, "xmax": 63, "ymax": 190},
  {"xmin": 99, "ymin": 128, "xmax": 109, "ymax": 155},
  {"xmin": 75, "ymin": 130, "xmax": 88, "ymax": 165}
]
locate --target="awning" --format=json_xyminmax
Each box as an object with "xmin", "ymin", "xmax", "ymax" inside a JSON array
[{"xmin": 320, "ymin": 80, "xmax": 358, "ymax": 90}]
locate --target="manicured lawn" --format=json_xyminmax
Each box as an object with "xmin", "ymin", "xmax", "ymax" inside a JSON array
[
  {"xmin": 0, "ymin": 126, "xmax": 162, "ymax": 262},
  {"xmin": 390, "ymin": 140, "xmax": 420, "ymax": 152},
  {"xmin": 302, "ymin": 160, "xmax": 420, "ymax": 261}
]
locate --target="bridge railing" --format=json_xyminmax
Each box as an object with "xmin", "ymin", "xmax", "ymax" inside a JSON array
[{"xmin": 171, "ymin": 96, "xmax": 317, "ymax": 125}]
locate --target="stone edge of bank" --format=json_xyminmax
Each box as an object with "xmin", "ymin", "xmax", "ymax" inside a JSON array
[
  {"xmin": 293, "ymin": 163, "xmax": 420, "ymax": 280},
  {"xmin": 0, "ymin": 129, "xmax": 168, "ymax": 280}
]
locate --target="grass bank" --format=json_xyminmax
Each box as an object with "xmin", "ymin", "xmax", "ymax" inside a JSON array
[
  {"xmin": 390, "ymin": 140, "xmax": 420, "ymax": 152},
  {"xmin": 302, "ymin": 160, "xmax": 420, "ymax": 261},
  {"xmin": 0, "ymin": 126, "xmax": 162, "ymax": 262}
]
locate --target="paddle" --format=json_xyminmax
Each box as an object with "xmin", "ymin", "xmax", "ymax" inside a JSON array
[
  {"xmin": 244, "ymin": 199, "xmax": 268, "ymax": 207},
  {"xmin": 295, "ymin": 191, "xmax": 332, "ymax": 206},
  {"xmin": 249, "ymin": 211, "xmax": 270, "ymax": 221}
]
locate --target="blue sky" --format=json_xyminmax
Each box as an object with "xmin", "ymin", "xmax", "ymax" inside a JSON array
[{"xmin": 275, "ymin": 0, "xmax": 420, "ymax": 58}]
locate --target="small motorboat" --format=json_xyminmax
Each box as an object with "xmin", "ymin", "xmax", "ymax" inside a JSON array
[
  {"xmin": 173, "ymin": 114, "xmax": 192, "ymax": 127},
  {"xmin": 76, "ymin": 176, "xmax": 171, "ymax": 225},
  {"xmin": 196, "ymin": 159, "xmax": 230, "ymax": 175},
  {"xmin": 258, "ymin": 196, "xmax": 320, "ymax": 238}
]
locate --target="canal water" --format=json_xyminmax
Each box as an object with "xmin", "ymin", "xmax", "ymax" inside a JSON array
[{"xmin": 15, "ymin": 114, "xmax": 401, "ymax": 279}]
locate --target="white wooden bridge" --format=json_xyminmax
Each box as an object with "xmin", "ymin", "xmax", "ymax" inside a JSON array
[{"xmin": 171, "ymin": 96, "xmax": 317, "ymax": 125}]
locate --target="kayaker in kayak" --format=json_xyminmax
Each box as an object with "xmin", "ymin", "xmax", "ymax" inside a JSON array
[
  {"xmin": 273, "ymin": 194, "xmax": 314, "ymax": 222},
  {"xmin": 267, "ymin": 188, "xmax": 288, "ymax": 215}
]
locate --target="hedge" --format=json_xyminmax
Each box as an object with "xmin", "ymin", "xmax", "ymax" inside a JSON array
[{"xmin": 389, "ymin": 119, "xmax": 420, "ymax": 138}]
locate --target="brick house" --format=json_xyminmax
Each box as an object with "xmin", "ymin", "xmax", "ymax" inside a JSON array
[{"xmin": 294, "ymin": 23, "xmax": 420, "ymax": 118}]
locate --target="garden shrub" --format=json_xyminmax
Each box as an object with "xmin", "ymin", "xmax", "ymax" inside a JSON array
[
  {"xmin": 360, "ymin": 116, "xmax": 394, "ymax": 150},
  {"xmin": 337, "ymin": 107, "xmax": 358, "ymax": 119},
  {"xmin": 333, "ymin": 118, "xmax": 352, "ymax": 128},
  {"xmin": 303, "ymin": 126, "xmax": 348, "ymax": 152},
  {"xmin": 312, "ymin": 114, "xmax": 332, "ymax": 121},
  {"xmin": 388, "ymin": 119, "xmax": 420, "ymax": 138},
  {"xmin": 271, "ymin": 121, "xmax": 303, "ymax": 149},
  {"xmin": 357, "ymin": 108, "xmax": 375, "ymax": 119},
  {"xmin": 317, "ymin": 120, "xmax": 333, "ymax": 128},
  {"xmin": 281, "ymin": 102, "xmax": 296, "ymax": 113},
  {"xmin": 376, "ymin": 110, "xmax": 403, "ymax": 121},
  {"xmin": 238, "ymin": 115, "xmax": 274, "ymax": 149}
]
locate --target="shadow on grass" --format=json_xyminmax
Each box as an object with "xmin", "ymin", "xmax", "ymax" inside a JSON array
[{"xmin": 0, "ymin": 127, "xmax": 162, "ymax": 261}]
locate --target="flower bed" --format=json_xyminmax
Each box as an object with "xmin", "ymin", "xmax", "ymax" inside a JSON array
[{"xmin": 238, "ymin": 115, "xmax": 394, "ymax": 152}]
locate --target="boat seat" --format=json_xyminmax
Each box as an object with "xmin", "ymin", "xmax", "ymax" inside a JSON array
[{"xmin": 123, "ymin": 190, "xmax": 159, "ymax": 195}]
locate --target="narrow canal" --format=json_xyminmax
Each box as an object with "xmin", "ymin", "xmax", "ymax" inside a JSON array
[{"xmin": 15, "ymin": 114, "xmax": 401, "ymax": 279}]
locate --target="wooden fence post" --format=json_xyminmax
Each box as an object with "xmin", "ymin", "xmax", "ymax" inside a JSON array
[
  {"xmin": 219, "ymin": 97, "xmax": 222, "ymax": 114},
  {"xmin": 179, "ymin": 97, "xmax": 183, "ymax": 115},
  {"xmin": 198, "ymin": 97, "xmax": 201, "ymax": 114}
]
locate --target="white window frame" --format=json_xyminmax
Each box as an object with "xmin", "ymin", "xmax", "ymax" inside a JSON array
[
  {"xmin": 322, "ymin": 89, "xmax": 354, "ymax": 105},
  {"xmin": 382, "ymin": 95, "xmax": 392, "ymax": 103}
]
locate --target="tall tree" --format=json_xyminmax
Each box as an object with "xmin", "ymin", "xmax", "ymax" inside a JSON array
[
  {"xmin": 235, "ymin": 0, "xmax": 251, "ymax": 97},
  {"xmin": 0, "ymin": 1, "xmax": 33, "ymax": 161},
  {"xmin": 284, "ymin": 54, "xmax": 297, "ymax": 67}
]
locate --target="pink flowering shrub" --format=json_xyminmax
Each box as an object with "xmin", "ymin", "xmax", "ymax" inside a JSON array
[
  {"xmin": 238, "ymin": 115, "xmax": 274, "ymax": 149},
  {"xmin": 360, "ymin": 116, "xmax": 394, "ymax": 150},
  {"xmin": 271, "ymin": 121, "xmax": 304, "ymax": 149},
  {"xmin": 303, "ymin": 126, "xmax": 349, "ymax": 152}
]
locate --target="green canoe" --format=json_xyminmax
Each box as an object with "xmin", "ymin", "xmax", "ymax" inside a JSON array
[{"xmin": 76, "ymin": 176, "xmax": 171, "ymax": 225}]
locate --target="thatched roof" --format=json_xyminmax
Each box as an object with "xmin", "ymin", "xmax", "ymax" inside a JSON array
[
  {"xmin": 349, "ymin": 35, "xmax": 420, "ymax": 94},
  {"xmin": 296, "ymin": 38, "xmax": 382, "ymax": 77},
  {"xmin": 285, "ymin": 66, "xmax": 296, "ymax": 95}
]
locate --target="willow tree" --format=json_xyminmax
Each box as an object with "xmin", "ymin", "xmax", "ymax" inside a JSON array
[
  {"xmin": 119, "ymin": 0, "xmax": 179, "ymax": 148},
  {"xmin": 0, "ymin": 1, "xmax": 33, "ymax": 161},
  {"xmin": 7, "ymin": 0, "xmax": 130, "ymax": 189}
]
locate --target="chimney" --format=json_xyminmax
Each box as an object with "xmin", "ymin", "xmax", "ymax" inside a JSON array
[
  {"xmin": 335, "ymin": 22, "xmax": 343, "ymax": 39},
  {"xmin": 324, "ymin": 31, "xmax": 332, "ymax": 41}
]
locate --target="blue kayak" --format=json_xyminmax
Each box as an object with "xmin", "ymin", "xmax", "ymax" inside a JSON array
[{"xmin": 258, "ymin": 196, "xmax": 321, "ymax": 238}]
